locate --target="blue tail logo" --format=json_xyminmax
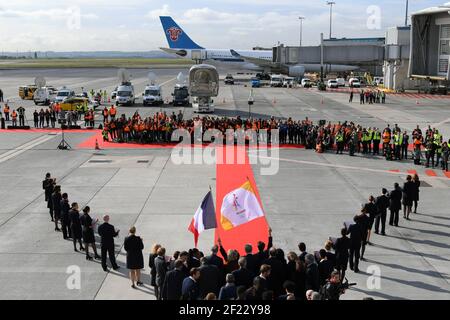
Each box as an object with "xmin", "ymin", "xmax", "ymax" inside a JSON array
[{"xmin": 160, "ymin": 16, "xmax": 204, "ymax": 49}]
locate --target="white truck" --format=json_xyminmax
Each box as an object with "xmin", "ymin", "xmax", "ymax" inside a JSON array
[
  {"xmin": 115, "ymin": 82, "xmax": 135, "ymax": 106},
  {"xmin": 270, "ymin": 74, "xmax": 284, "ymax": 87},
  {"xmin": 142, "ymin": 85, "xmax": 163, "ymax": 106},
  {"xmin": 34, "ymin": 86, "xmax": 57, "ymax": 105},
  {"xmin": 283, "ymin": 77, "xmax": 295, "ymax": 88}
]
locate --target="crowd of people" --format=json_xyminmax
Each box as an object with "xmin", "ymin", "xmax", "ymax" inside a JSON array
[
  {"xmin": 42, "ymin": 171, "xmax": 421, "ymax": 301},
  {"xmin": 349, "ymin": 89, "xmax": 387, "ymax": 104}
]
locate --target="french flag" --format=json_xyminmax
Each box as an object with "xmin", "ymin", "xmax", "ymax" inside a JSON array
[{"xmin": 188, "ymin": 191, "xmax": 217, "ymax": 247}]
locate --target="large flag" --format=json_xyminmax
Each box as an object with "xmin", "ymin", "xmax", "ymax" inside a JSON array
[
  {"xmin": 188, "ymin": 191, "xmax": 217, "ymax": 247},
  {"xmin": 220, "ymin": 180, "xmax": 265, "ymax": 230}
]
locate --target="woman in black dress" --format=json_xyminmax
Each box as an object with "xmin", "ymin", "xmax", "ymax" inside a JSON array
[
  {"xmin": 80, "ymin": 206, "xmax": 100, "ymax": 261},
  {"xmin": 69, "ymin": 202, "xmax": 84, "ymax": 252},
  {"xmin": 149, "ymin": 243, "xmax": 162, "ymax": 297},
  {"xmin": 412, "ymin": 174, "xmax": 420, "ymax": 213},
  {"xmin": 51, "ymin": 185, "xmax": 62, "ymax": 231},
  {"xmin": 124, "ymin": 227, "xmax": 144, "ymax": 289},
  {"xmin": 334, "ymin": 228, "xmax": 351, "ymax": 281}
]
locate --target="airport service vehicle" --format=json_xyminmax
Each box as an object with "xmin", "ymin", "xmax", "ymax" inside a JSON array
[
  {"xmin": 159, "ymin": 16, "xmax": 359, "ymax": 78},
  {"xmin": 301, "ymin": 78, "xmax": 312, "ymax": 88},
  {"xmin": 224, "ymin": 74, "xmax": 235, "ymax": 85},
  {"xmin": 349, "ymin": 78, "xmax": 361, "ymax": 88},
  {"xmin": 327, "ymin": 79, "xmax": 339, "ymax": 88},
  {"xmin": 373, "ymin": 77, "xmax": 384, "ymax": 86},
  {"xmin": 60, "ymin": 97, "xmax": 90, "ymax": 112},
  {"xmin": 18, "ymin": 85, "xmax": 37, "ymax": 100},
  {"xmin": 270, "ymin": 75, "xmax": 284, "ymax": 87},
  {"xmin": 189, "ymin": 64, "xmax": 219, "ymax": 113},
  {"xmin": 33, "ymin": 86, "xmax": 57, "ymax": 105},
  {"xmin": 283, "ymin": 77, "xmax": 295, "ymax": 88},
  {"xmin": 171, "ymin": 85, "xmax": 190, "ymax": 106},
  {"xmin": 336, "ymin": 78, "xmax": 346, "ymax": 87},
  {"xmin": 115, "ymin": 82, "xmax": 135, "ymax": 106},
  {"xmin": 251, "ymin": 78, "xmax": 261, "ymax": 88},
  {"xmin": 143, "ymin": 85, "xmax": 163, "ymax": 106},
  {"xmin": 54, "ymin": 87, "xmax": 75, "ymax": 103}
]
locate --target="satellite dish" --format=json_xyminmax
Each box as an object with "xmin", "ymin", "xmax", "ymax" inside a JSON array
[
  {"xmin": 148, "ymin": 72, "xmax": 157, "ymax": 85},
  {"xmin": 177, "ymin": 72, "xmax": 186, "ymax": 84},
  {"xmin": 118, "ymin": 69, "xmax": 131, "ymax": 84},
  {"xmin": 35, "ymin": 77, "xmax": 46, "ymax": 88}
]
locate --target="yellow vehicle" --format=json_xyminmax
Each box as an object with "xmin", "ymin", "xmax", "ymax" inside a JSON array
[
  {"xmin": 19, "ymin": 85, "xmax": 38, "ymax": 100},
  {"xmin": 60, "ymin": 97, "xmax": 90, "ymax": 111}
]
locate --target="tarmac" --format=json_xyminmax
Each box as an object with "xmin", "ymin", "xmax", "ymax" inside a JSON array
[{"xmin": 0, "ymin": 68, "xmax": 449, "ymax": 300}]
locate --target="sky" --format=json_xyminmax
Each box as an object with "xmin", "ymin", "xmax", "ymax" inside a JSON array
[{"xmin": 0, "ymin": 0, "xmax": 446, "ymax": 52}]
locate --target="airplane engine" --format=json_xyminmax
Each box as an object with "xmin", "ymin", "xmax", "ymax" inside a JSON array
[{"xmin": 287, "ymin": 65, "xmax": 306, "ymax": 78}]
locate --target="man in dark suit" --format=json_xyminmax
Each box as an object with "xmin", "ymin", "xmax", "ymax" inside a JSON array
[
  {"xmin": 403, "ymin": 175, "xmax": 415, "ymax": 220},
  {"xmin": 198, "ymin": 257, "xmax": 220, "ymax": 298},
  {"xmin": 97, "ymin": 215, "xmax": 120, "ymax": 272},
  {"xmin": 181, "ymin": 268, "xmax": 201, "ymax": 300},
  {"xmin": 243, "ymin": 244, "xmax": 257, "ymax": 275},
  {"xmin": 318, "ymin": 249, "xmax": 334, "ymax": 286},
  {"xmin": 375, "ymin": 188, "xmax": 390, "ymax": 235},
  {"xmin": 305, "ymin": 254, "xmax": 320, "ymax": 291},
  {"xmin": 60, "ymin": 193, "xmax": 71, "ymax": 240},
  {"xmin": 162, "ymin": 259, "xmax": 186, "ymax": 300},
  {"xmin": 348, "ymin": 215, "xmax": 363, "ymax": 273},
  {"xmin": 232, "ymin": 257, "xmax": 254, "ymax": 288},
  {"xmin": 298, "ymin": 242, "xmax": 308, "ymax": 262},
  {"xmin": 389, "ymin": 183, "xmax": 403, "ymax": 227},
  {"xmin": 254, "ymin": 228, "xmax": 273, "ymax": 271},
  {"xmin": 262, "ymin": 247, "xmax": 286, "ymax": 296},
  {"xmin": 363, "ymin": 196, "xmax": 377, "ymax": 244},
  {"xmin": 205, "ymin": 245, "xmax": 224, "ymax": 270}
]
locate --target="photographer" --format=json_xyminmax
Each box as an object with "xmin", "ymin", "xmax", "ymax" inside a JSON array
[{"xmin": 320, "ymin": 270, "xmax": 348, "ymax": 300}]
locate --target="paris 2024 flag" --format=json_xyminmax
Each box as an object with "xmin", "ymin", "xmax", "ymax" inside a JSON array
[
  {"xmin": 188, "ymin": 191, "xmax": 217, "ymax": 247},
  {"xmin": 220, "ymin": 180, "xmax": 265, "ymax": 231}
]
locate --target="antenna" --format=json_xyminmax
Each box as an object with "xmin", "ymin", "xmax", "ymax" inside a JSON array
[{"xmin": 35, "ymin": 76, "xmax": 46, "ymax": 88}]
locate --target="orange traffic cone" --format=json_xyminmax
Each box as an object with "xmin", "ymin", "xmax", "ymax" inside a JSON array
[{"xmin": 95, "ymin": 139, "xmax": 100, "ymax": 150}]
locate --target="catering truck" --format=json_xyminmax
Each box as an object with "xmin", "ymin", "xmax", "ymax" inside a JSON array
[{"xmin": 188, "ymin": 64, "xmax": 219, "ymax": 113}]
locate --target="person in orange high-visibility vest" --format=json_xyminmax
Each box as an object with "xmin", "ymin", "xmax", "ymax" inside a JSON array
[
  {"xmin": 11, "ymin": 109, "xmax": 18, "ymax": 126},
  {"xmin": 102, "ymin": 107, "xmax": 109, "ymax": 123},
  {"xmin": 109, "ymin": 105, "xmax": 117, "ymax": 120},
  {"xmin": 3, "ymin": 105, "xmax": 10, "ymax": 121}
]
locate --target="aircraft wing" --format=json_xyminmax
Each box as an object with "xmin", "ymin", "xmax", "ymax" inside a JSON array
[
  {"xmin": 160, "ymin": 47, "xmax": 188, "ymax": 57},
  {"xmin": 230, "ymin": 49, "xmax": 276, "ymax": 68}
]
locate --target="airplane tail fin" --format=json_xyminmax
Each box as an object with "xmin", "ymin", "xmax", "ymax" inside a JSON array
[{"xmin": 159, "ymin": 16, "xmax": 203, "ymax": 49}]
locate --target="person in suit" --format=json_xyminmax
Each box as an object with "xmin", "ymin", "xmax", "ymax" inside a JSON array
[
  {"xmin": 375, "ymin": 188, "xmax": 390, "ymax": 235},
  {"xmin": 245, "ymin": 275, "xmax": 266, "ymax": 300},
  {"xmin": 243, "ymin": 244, "xmax": 257, "ymax": 276},
  {"xmin": 187, "ymin": 248, "xmax": 201, "ymax": 270},
  {"xmin": 181, "ymin": 268, "xmax": 201, "ymax": 300},
  {"xmin": 262, "ymin": 247, "xmax": 286, "ymax": 296},
  {"xmin": 298, "ymin": 242, "xmax": 308, "ymax": 262},
  {"xmin": 69, "ymin": 203, "xmax": 84, "ymax": 252},
  {"xmin": 389, "ymin": 183, "xmax": 403, "ymax": 227},
  {"xmin": 412, "ymin": 174, "xmax": 421, "ymax": 213},
  {"xmin": 149, "ymin": 244, "xmax": 162, "ymax": 297},
  {"xmin": 357, "ymin": 208, "xmax": 370, "ymax": 260},
  {"xmin": 363, "ymin": 196, "xmax": 377, "ymax": 244},
  {"xmin": 286, "ymin": 252, "xmax": 306, "ymax": 300},
  {"xmin": 42, "ymin": 173, "xmax": 52, "ymax": 203},
  {"xmin": 218, "ymin": 273, "xmax": 237, "ymax": 300},
  {"xmin": 254, "ymin": 228, "xmax": 273, "ymax": 271},
  {"xmin": 334, "ymin": 228, "xmax": 350, "ymax": 281},
  {"xmin": 51, "ymin": 185, "xmax": 62, "ymax": 232},
  {"xmin": 278, "ymin": 281, "xmax": 297, "ymax": 300},
  {"xmin": 205, "ymin": 245, "xmax": 224, "ymax": 271},
  {"xmin": 232, "ymin": 257, "xmax": 254, "ymax": 289},
  {"xmin": 124, "ymin": 226, "xmax": 144, "ymax": 289},
  {"xmin": 198, "ymin": 257, "xmax": 221, "ymax": 299},
  {"xmin": 347, "ymin": 215, "xmax": 363, "ymax": 273},
  {"xmin": 162, "ymin": 259, "xmax": 186, "ymax": 300},
  {"xmin": 60, "ymin": 193, "xmax": 71, "ymax": 240},
  {"xmin": 318, "ymin": 249, "xmax": 334, "ymax": 286},
  {"xmin": 80, "ymin": 206, "xmax": 99, "ymax": 261},
  {"xmin": 46, "ymin": 178, "xmax": 56, "ymax": 222},
  {"xmin": 155, "ymin": 247, "xmax": 169, "ymax": 300},
  {"xmin": 304, "ymin": 254, "xmax": 320, "ymax": 291},
  {"xmin": 97, "ymin": 215, "xmax": 120, "ymax": 272},
  {"xmin": 403, "ymin": 175, "xmax": 415, "ymax": 220}
]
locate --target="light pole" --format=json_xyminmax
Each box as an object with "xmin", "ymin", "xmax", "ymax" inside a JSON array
[
  {"xmin": 326, "ymin": 1, "xmax": 335, "ymax": 39},
  {"xmin": 298, "ymin": 17, "xmax": 305, "ymax": 47},
  {"xmin": 405, "ymin": 0, "xmax": 409, "ymax": 26},
  {"xmin": 248, "ymin": 89, "xmax": 254, "ymax": 119}
]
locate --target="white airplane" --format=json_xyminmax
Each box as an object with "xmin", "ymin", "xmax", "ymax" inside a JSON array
[{"xmin": 159, "ymin": 16, "xmax": 358, "ymax": 77}]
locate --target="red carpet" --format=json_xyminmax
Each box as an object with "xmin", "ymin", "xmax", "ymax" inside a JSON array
[
  {"xmin": 425, "ymin": 170, "xmax": 437, "ymax": 177},
  {"xmin": 214, "ymin": 146, "xmax": 269, "ymax": 256}
]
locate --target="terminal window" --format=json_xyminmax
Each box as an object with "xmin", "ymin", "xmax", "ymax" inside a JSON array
[{"xmin": 438, "ymin": 25, "xmax": 450, "ymax": 75}]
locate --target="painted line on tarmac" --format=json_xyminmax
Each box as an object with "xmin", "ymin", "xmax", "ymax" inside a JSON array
[
  {"xmin": 250, "ymin": 153, "xmax": 450, "ymax": 182},
  {"xmin": 0, "ymin": 134, "xmax": 59, "ymax": 164}
]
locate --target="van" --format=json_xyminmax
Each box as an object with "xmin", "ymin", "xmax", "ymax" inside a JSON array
[
  {"xmin": 34, "ymin": 86, "xmax": 57, "ymax": 105},
  {"xmin": 270, "ymin": 75, "xmax": 283, "ymax": 87},
  {"xmin": 54, "ymin": 87, "xmax": 75, "ymax": 103},
  {"xmin": 143, "ymin": 85, "xmax": 163, "ymax": 106},
  {"xmin": 336, "ymin": 78, "xmax": 346, "ymax": 87},
  {"xmin": 283, "ymin": 77, "xmax": 295, "ymax": 88},
  {"xmin": 349, "ymin": 78, "xmax": 361, "ymax": 88},
  {"xmin": 115, "ymin": 82, "xmax": 135, "ymax": 106},
  {"xmin": 301, "ymin": 78, "xmax": 312, "ymax": 88},
  {"xmin": 327, "ymin": 79, "xmax": 338, "ymax": 88}
]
